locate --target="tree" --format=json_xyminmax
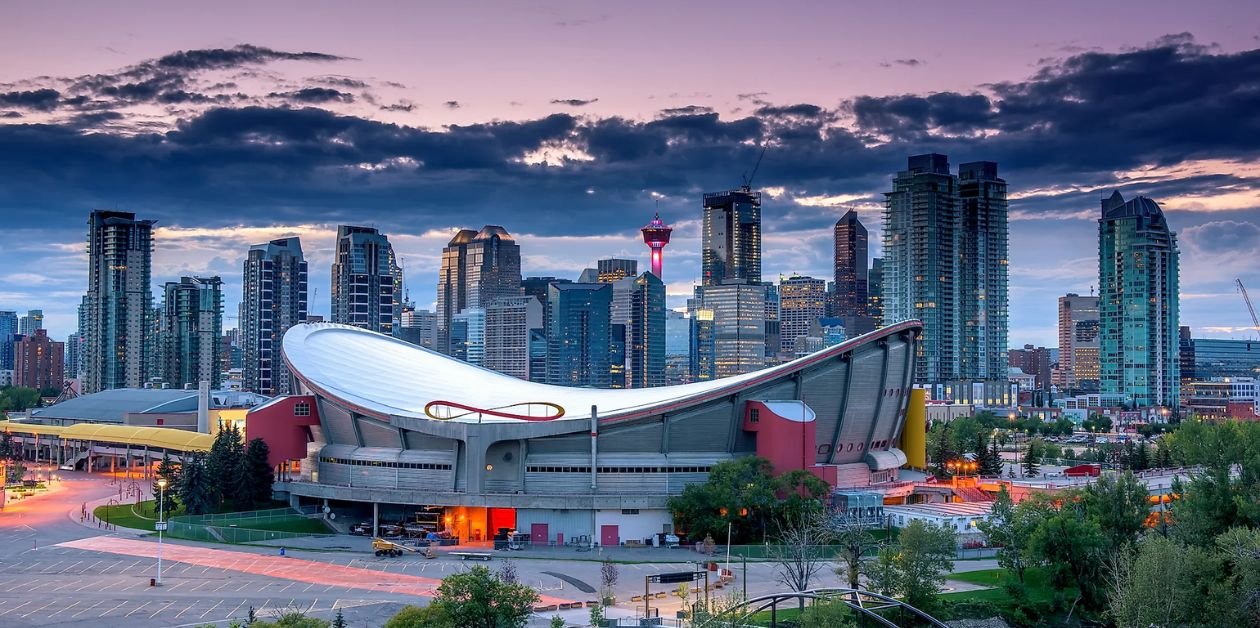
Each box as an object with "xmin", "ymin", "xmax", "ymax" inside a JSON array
[
  {"xmin": 864, "ymin": 544, "xmax": 900, "ymax": 597},
  {"xmin": 153, "ymin": 451, "xmax": 182, "ymax": 514},
  {"xmin": 799, "ymin": 598, "xmax": 858, "ymax": 628},
  {"xmin": 206, "ymin": 422, "xmax": 246, "ymax": 506},
  {"xmin": 667, "ymin": 456, "xmax": 823, "ymax": 544},
  {"xmin": 1107, "ymin": 533, "xmax": 1251, "ymax": 628},
  {"xmin": 330, "ymin": 608, "xmax": 346, "ymax": 628},
  {"xmin": 976, "ymin": 485, "xmax": 1048, "ymax": 584},
  {"xmin": 1028, "ymin": 501, "xmax": 1106, "ymax": 607},
  {"xmin": 928, "ymin": 422, "xmax": 959, "ymax": 478},
  {"xmin": 829, "ymin": 514, "xmax": 877, "ymax": 590},
  {"xmin": 243, "ymin": 438, "xmax": 274, "ymax": 508},
  {"xmin": 1021, "ymin": 438, "xmax": 1042, "ymax": 477},
  {"xmin": 549, "ymin": 615, "xmax": 564, "ymax": 628},
  {"xmin": 431, "ymin": 566, "xmax": 539, "ymax": 628},
  {"xmin": 599, "ymin": 559, "xmax": 618, "ymax": 603},
  {"xmin": 178, "ymin": 452, "xmax": 215, "ymax": 516},
  {"xmin": 1082, "ymin": 472, "xmax": 1149, "ymax": 554},
  {"xmin": 980, "ymin": 436, "xmax": 1004, "ymax": 477},
  {"xmin": 767, "ymin": 510, "xmax": 832, "ymax": 593},
  {"xmin": 887, "ymin": 520, "xmax": 956, "ymax": 612},
  {"xmin": 250, "ymin": 611, "xmax": 329, "ymax": 628},
  {"xmin": 384, "ymin": 605, "xmax": 453, "ymax": 628}
]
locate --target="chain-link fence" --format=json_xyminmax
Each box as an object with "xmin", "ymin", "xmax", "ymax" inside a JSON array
[{"xmin": 169, "ymin": 507, "xmax": 334, "ymax": 544}]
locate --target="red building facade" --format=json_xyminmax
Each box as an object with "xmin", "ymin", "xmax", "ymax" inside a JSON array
[{"xmin": 14, "ymin": 329, "xmax": 64, "ymax": 391}]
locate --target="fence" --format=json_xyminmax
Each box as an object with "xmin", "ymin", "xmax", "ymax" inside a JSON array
[{"xmin": 169, "ymin": 507, "xmax": 334, "ymax": 544}]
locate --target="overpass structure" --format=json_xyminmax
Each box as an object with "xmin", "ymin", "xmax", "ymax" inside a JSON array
[{"xmin": 0, "ymin": 421, "xmax": 212, "ymax": 477}]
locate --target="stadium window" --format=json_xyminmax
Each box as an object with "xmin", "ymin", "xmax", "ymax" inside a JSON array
[{"xmin": 294, "ymin": 402, "xmax": 311, "ymax": 417}]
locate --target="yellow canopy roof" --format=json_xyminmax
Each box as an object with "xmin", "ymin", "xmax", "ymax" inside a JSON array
[{"xmin": 0, "ymin": 421, "xmax": 213, "ymax": 452}]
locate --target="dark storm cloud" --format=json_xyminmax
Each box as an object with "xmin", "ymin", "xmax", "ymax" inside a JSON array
[
  {"xmin": 550, "ymin": 98, "xmax": 599, "ymax": 107},
  {"xmin": 659, "ymin": 105, "xmax": 714, "ymax": 116},
  {"xmin": 269, "ymin": 87, "xmax": 355, "ymax": 103},
  {"xmin": 149, "ymin": 45, "xmax": 347, "ymax": 72},
  {"xmin": 1, "ymin": 34, "xmax": 1259, "ymax": 237},
  {"xmin": 0, "ymin": 111, "xmax": 20, "ymax": 118},
  {"xmin": 0, "ymin": 88, "xmax": 61, "ymax": 110}
]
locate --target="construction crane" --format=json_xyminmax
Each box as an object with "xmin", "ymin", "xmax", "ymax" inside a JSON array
[
  {"xmin": 740, "ymin": 144, "xmax": 768, "ymax": 190},
  {"xmin": 1238, "ymin": 278, "xmax": 1260, "ymax": 338}
]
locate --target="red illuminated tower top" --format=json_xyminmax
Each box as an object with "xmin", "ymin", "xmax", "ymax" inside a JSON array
[{"xmin": 640, "ymin": 212, "xmax": 673, "ymax": 279}]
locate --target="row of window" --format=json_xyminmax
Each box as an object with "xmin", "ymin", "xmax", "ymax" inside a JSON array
[
  {"xmin": 526, "ymin": 466, "xmax": 712, "ymax": 474},
  {"xmin": 816, "ymin": 439, "xmax": 892, "ymax": 455},
  {"xmin": 319, "ymin": 456, "xmax": 452, "ymax": 470}
]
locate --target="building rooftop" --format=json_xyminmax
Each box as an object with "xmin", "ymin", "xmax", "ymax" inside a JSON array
[
  {"xmin": 28, "ymin": 388, "xmax": 266, "ymax": 424},
  {"xmin": 883, "ymin": 502, "xmax": 994, "ymax": 517}
]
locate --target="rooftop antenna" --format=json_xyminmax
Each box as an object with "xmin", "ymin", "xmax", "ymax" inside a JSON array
[{"xmin": 741, "ymin": 144, "xmax": 768, "ymax": 190}]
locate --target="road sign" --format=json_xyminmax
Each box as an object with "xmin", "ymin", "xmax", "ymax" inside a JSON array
[{"xmin": 155, "ymin": 522, "xmax": 168, "ymax": 531}]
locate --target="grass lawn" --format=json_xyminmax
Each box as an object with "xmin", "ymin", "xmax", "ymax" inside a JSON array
[
  {"xmin": 944, "ymin": 567, "xmax": 1063, "ymax": 603},
  {"xmin": 95, "ymin": 500, "xmax": 318, "ymax": 535},
  {"xmin": 232, "ymin": 517, "xmax": 331, "ymax": 535},
  {"xmin": 94, "ymin": 500, "xmax": 166, "ymax": 531}
]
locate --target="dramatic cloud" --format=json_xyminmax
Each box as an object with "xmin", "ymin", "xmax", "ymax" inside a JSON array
[
  {"xmin": 270, "ymin": 87, "xmax": 355, "ymax": 103},
  {"xmin": 0, "ymin": 88, "xmax": 61, "ymax": 111},
  {"xmin": 659, "ymin": 105, "xmax": 714, "ymax": 116},
  {"xmin": 550, "ymin": 98, "xmax": 599, "ymax": 107}
]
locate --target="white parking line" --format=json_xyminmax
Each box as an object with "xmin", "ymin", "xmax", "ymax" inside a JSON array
[
  {"xmin": 124, "ymin": 601, "xmax": 152, "ymax": 617},
  {"xmin": 72, "ymin": 600, "xmax": 105, "ymax": 618},
  {"xmin": 197, "ymin": 599, "xmax": 222, "ymax": 619},
  {"xmin": 149, "ymin": 600, "xmax": 177, "ymax": 618}
]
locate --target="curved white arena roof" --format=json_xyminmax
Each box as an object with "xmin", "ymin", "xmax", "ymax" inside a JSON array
[{"xmin": 283, "ymin": 321, "xmax": 919, "ymax": 424}]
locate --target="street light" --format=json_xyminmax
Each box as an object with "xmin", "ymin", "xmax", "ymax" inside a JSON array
[{"xmin": 156, "ymin": 477, "xmax": 168, "ymax": 586}]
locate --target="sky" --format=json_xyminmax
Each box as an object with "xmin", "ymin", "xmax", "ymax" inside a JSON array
[{"xmin": 1, "ymin": 1, "xmax": 1259, "ymax": 347}]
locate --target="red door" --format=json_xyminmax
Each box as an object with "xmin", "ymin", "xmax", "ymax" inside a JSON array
[
  {"xmin": 530, "ymin": 523, "xmax": 549, "ymax": 545},
  {"xmin": 601, "ymin": 524, "xmax": 619, "ymax": 547}
]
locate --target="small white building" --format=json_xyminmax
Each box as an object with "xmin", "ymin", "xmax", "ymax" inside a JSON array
[{"xmin": 883, "ymin": 502, "xmax": 993, "ymax": 536}]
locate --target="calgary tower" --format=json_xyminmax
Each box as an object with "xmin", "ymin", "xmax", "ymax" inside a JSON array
[{"xmin": 640, "ymin": 212, "xmax": 673, "ymax": 279}]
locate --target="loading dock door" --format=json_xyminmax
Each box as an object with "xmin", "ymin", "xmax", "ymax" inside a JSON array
[
  {"xmin": 530, "ymin": 523, "xmax": 549, "ymax": 545},
  {"xmin": 601, "ymin": 524, "xmax": 619, "ymax": 547}
]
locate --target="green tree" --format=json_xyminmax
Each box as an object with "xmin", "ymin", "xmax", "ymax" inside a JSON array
[
  {"xmin": 668, "ymin": 456, "xmax": 812, "ymax": 543},
  {"xmin": 0, "ymin": 386, "xmax": 42, "ymax": 413},
  {"xmin": 243, "ymin": 437, "xmax": 275, "ymax": 508},
  {"xmin": 153, "ymin": 451, "xmax": 182, "ymax": 514},
  {"xmin": 250, "ymin": 611, "xmax": 329, "ymax": 628},
  {"xmin": 981, "ymin": 436, "xmax": 1003, "ymax": 477},
  {"xmin": 1028, "ymin": 501, "xmax": 1106, "ymax": 607},
  {"xmin": 178, "ymin": 452, "xmax": 215, "ymax": 516},
  {"xmin": 889, "ymin": 520, "xmax": 956, "ymax": 612},
  {"xmin": 1022, "ymin": 438, "xmax": 1042, "ymax": 477},
  {"xmin": 1107, "ymin": 533, "xmax": 1250, "ymax": 628},
  {"xmin": 831, "ymin": 515, "xmax": 877, "ymax": 590},
  {"xmin": 864, "ymin": 544, "xmax": 900, "ymax": 597},
  {"xmin": 330, "ymin": 608, "xmax": 345, "ymax": 628},
  {"xmin": 431, "ymin": 566, "xmax": 539, "ymax": 628},
  {"xmin": 206, "ymin": 422, "xmax": 245, "ymax": 506},
  {"xmin": 384, "ymin": 604, "xmax": 453, "ymax": 628},
  {"xmin": 1083, "ymin": 472, "xmax": 1149, "ymax": 553},
  {"xmin": 977, "ymin": 486, "xmax": 1048, "ymax": 584},
  {"xmin": 928, "ymin": 422, "xmax": 959, "ymax": 478}
]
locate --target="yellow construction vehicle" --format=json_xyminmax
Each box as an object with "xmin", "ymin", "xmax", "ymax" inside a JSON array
[{"xmin": 372, "ymin": 538, "xmax": 414, "ymax": 557}]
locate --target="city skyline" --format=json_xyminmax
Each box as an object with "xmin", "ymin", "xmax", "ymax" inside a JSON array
[{"xmin": 2, "ymin": 5, "xmax": 1259, "ymax": 347}]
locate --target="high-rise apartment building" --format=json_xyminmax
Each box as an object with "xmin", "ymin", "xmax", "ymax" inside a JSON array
[
  {"xmin": 83, "ymin": 210, "xmax": 155, "ymax": 393},
  {"xmin": 763, "ymin": 283, "xmax": 780, "ymax": 364},
  {"xmin": 331, "ymin": 226, "xmax": 401, "ymax": 335},
  {"xmin": 779, "ymin": 275, "xmax": 827, "ymax": 356},
  {"xmin": 833, "ymin": 210, "xmax": 873, "ymax": 336},
  {"xmin": 452, "ymin": 308, "xmax": 486, "ymax": 366},
  {"xmin": 546, "ymin": 283, "xmax": 611, "ymax": 387},
  {"xmin": 625, "ymin": 272, "xmax": 665, "ymax": 388},
  {"xmin": 436, "ymin": 226, "xmax": 522, "ymax": 354},
  {"xmin": 242, "ymin": 237, "xmax": 308, "ymax": 395},
  {"xmin": 0, "ymin": 310, "xmax": 16, "ymax": 371},
  {"xmin": 161, "ymin": 276, "xmax": 223, "ymax": 389},
  {"xmin": 701, "ymin": 187, "xmax": 762, "ymax": 286},
  {"xmin": 884, "ymin": 155, "xmax": 1009, "ymax": 402},
  {"xmin": 18, "ymin": 310, "xmax": 43, "ymax": 337},
  {"xmin": 399, "ymin": 306, "xmax": 437, "ymax": 350},
  {"xmin": 1057, "ymin": 293, "xmax": 1100, "ymax": 390},
  {"xmin": 484, "ymin": 296, "xmax": 542, "ymax": 380},
  {"xmin": 1098, "ymin": 191, "xmax": 1180, "ymax": 407},
  {"xmin": 14, "ymin": 329, "xmax": 64, "ymax": 391},
  {"xmin": 958, "ymin": 161, "xmax": 1009, "ymax": 382},
  {"xmin": 596, "ymin": 258, "xmax": 638, "ymax": 283},
  {"xmin": 64, "ymin": 331, "xmax": 81, "ymax": 381}
]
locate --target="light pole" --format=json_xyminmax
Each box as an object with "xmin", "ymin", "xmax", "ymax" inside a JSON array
[{"xmin": 156, "ymin": 478, "xmax": 168, "ymax": 586}]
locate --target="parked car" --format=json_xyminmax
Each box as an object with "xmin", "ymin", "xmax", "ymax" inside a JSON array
[{"xmin": 349, "ymin": 522, "xmax": 371, "ymax": 535}]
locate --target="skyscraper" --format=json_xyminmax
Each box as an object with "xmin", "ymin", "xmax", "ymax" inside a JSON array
[
  {"xmin": 693, "ymin": 283, "xmax": 766, "ymax": 378},
  {"xmin": 242, "ymin": 237, "xmax": 308, "ymax": 395},
  {"xmin": 1098, "ymin": 191, "xmax": 1180, "ymax": 407},
  {"xmin": 0, "ymin": 310, "xmax": 16, "ymax": 371},
  {"xmin": 701, "ymin": 187, "xmax": 762, "ymax": 286},
  {"xmin": 625, "ymin": 272, "xmax": 666, "ymax": 388},
  {"xmin": 399, "ymin": 306, "xmax": 437, "ymax": 349},
  {"xmin": 596, "ymin": 258, "xmax": 638, "ymax": 283},
  {"xmin": 833, "ymin": 210, "xmax": 872, "ymax": 336},
  {"xmin": 14, "ymin": 329, "xmax": 64, "ymax": 392},
  {"xmin": 1057, "ymin": 293, "xmax": 1100, "ymax": 391},
  {"xmin": 884, "ymin": 155, "xmax": 1009, "ymax": 402},
  {"xmin": 958, "ymin": 161, "xmax": 1009, "ymax": 382},
  {"xmin": 18, "ymin": 310, "xmax": 43, "ymax": 336},
  {"xmin": 546, "ymin": 283, "xmax": 612, "ymax": 388},
  {"xmin": 868, "ymin": 257, "xmax": 884, "ymax": 328},
  {"xmin": 83, "ymin": 210, "xmax": 155, "ymax": 393},
  {"xmin": 331, "ymin": 226, "xmax": 401, "ymax": 335},
  {"xmin": 161, "ymin": 276, "xmax": 224, "ymax": 389},
  {"xmin": 641, "ymin": 213, "xmax": 673, "ymax": 279},
  {"xmin": 452, "ymin": 308, "xmax": 486, "ymax": 366},
  {"xmin": 484, "ymin": 296, "xmax": 542, "ymax": 380},
  {"xmin": 779, "ymin": 275, "xmax": 827, "ymax": 356},
  {"xmin": 436, "ymin": 226, "xmax": 522, "ymax": 354},
  {"xmin": 1008, "ymin": 344, "xmax": 1052, "ymax": 391}
]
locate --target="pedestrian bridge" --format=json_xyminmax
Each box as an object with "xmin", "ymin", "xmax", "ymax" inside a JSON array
[{"xmin": 0, "ymin": 421, "xmax": 213, "ymax": 474}]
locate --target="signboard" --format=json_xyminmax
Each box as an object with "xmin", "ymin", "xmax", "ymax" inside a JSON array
[
  {"xmin": 154, "ymin": 522, "xmax": 168, "ymax": 531},
  {"xmin": 649, "ymin": 571, "xmax": 705, "ymax": 584}
]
